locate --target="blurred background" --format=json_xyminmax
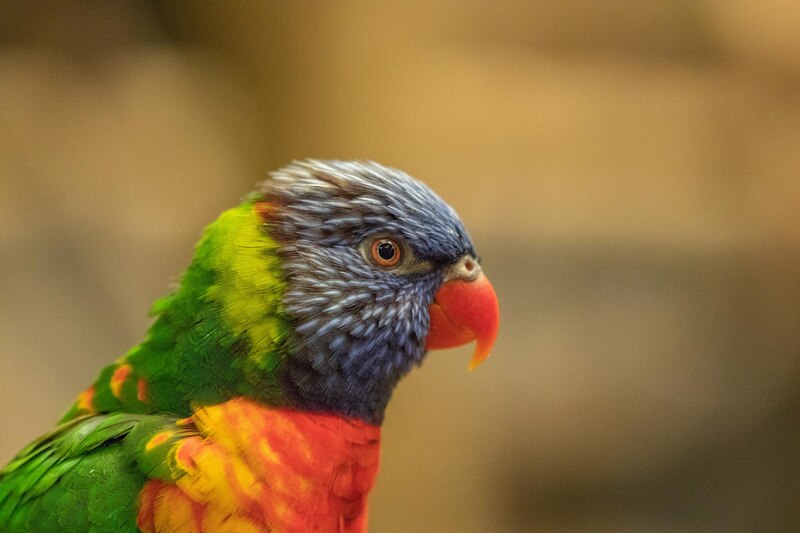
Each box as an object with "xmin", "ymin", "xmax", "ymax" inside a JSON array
[{"xmin": 1, "ymin": 1, "xmax": 799, "ymax": 531}]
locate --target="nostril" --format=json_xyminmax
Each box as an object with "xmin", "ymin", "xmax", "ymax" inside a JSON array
[{"xmin": 446, "ymin": 256, "xmax": 480, "ymax": 282}]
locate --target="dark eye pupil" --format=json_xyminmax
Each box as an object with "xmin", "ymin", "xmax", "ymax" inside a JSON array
[{"xmin": 377, "ymin": 241, "xmax": 396, "ymax": 261}]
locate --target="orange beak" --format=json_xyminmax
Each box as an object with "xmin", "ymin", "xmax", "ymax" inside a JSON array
[{"xmin": 426, "ymin": 271, "xmax": 500, "ymax": 370}]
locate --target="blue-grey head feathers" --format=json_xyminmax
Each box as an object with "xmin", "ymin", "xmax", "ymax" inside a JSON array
[{"xmin": 260, "ymin": 160, "xmax": 475, "ymax": 423}]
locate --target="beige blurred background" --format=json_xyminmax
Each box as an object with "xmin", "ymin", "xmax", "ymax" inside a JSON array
[{"xmin": 2, "ymin": 1, "xmax": 800, "ymax": 531}]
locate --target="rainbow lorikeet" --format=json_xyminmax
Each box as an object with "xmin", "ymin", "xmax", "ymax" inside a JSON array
[{"xmin": 0, "ymin": 160, "xmax": 499, "ymax": 532}]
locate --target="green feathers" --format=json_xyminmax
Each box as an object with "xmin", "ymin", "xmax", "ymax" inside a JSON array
[
  {"xmin": 0, "ymin": 412, "xmax": 200, "ymax": 531},
  {"xmin": 63, "ymin": 199, "xmax": 292, "ymax": 421},
  {"xmin": 0, "ymin": 198, "xmax": 292, "ymax": 531},
  {"xmin": 0, "ymin": 415, "xmax": 147, "ymax": 532}
]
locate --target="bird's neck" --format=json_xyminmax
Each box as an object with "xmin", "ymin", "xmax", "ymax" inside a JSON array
[
  {"xmin": 61, "ymin": 201, "xmax": 293, "ymax": 421},
  {"xmin": 281, "ymin": 356, "xmax": 397, "ymax": 425}
]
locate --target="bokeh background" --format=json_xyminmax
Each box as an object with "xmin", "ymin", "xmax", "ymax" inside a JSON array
[{"xmin": 1, "ymin": 2, "xmax": 800, "ymax": 531}]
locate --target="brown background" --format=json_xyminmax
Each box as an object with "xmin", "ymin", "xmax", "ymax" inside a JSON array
[{"xmin": 1, "ymin": 2, "xmax": 800, "ymax": 531}]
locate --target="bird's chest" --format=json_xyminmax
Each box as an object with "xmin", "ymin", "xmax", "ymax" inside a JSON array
[{"xmin": 139, "ymin": 398, "xmax": 382, "ymax": 533}]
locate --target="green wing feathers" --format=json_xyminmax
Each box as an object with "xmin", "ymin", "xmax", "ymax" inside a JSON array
[{"xmin": 0, "ymin": 413, "xmax": 191, "ymax": 532}]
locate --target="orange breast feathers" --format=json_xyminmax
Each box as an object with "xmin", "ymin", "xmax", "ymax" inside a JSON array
[{"xmin": 137, "ymin": 398, "xmax": 382, "ymax": 533}]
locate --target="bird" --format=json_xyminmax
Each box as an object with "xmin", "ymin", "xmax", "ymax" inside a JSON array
[{"xmin": 0, "ymin": 160, "xmax": 499, "ymax": 532}]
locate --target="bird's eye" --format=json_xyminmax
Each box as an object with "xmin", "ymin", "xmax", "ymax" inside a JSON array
[{"xmin": 370, "ymin": 238, "xmax": 402, "ymax": 267}]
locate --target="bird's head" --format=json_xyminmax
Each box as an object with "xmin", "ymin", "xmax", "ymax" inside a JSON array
[{"xmin": 258, "ymin": 160, "xmax": 499, "ymax": 423}]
